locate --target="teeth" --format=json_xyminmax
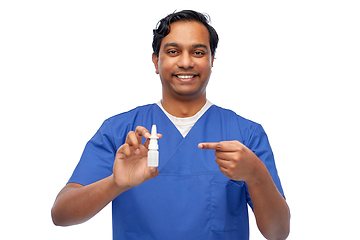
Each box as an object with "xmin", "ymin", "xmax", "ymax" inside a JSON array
[{"xmin": 177, "ymin": 75, "xmax": 194, "ymax": 79}]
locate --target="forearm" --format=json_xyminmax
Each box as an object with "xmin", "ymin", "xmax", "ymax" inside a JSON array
[
  {"xmin": 51, "ymin": 175, "xmax": 129, "ymax": 226},
  {"xmin": 247, "ymin": 160, "xmax": 290, "ymax": 240}
]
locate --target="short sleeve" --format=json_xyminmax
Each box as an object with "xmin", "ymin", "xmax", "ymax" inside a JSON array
[
  {"xmin": 247, "ymin": 124, "xmax": 284, "ymax": 197},
  {"xmin": 68, "ymin": 120, "xmax": 117, "ymax": 186}
]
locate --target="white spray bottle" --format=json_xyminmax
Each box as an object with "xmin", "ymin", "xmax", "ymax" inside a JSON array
[{"xmin": 148, "ymin": 125, "xmax": 159, "ymax": 167}]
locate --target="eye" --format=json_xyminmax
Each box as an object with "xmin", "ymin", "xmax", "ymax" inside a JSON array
[
  {"xmin": 167, "ymin": 50, "xmax": 178, "ymax": 55},
  {"xmin": 193, "ymin": 51, "xmax": 205, "ymax": 57}
]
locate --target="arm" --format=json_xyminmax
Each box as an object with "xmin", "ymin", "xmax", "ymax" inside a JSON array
[
  {"xmin": 245, "ymin": 157, "xmax": 290, "ymax": 240},
  {"xmin": 51, "ymin": 177, "xmax": 127, "ymax": 226},
  {"xmin": 51, "ymin": 126, "xmax": 161, "ymax": 226},
  {"xmin": 199, "ymin": 141, "xmax": 290, "ymax": 240}
]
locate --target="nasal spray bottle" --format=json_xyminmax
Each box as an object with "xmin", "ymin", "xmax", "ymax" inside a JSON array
[{"xmin": 147, "ymin": 125, "xmax": 159, "ymax": 167}]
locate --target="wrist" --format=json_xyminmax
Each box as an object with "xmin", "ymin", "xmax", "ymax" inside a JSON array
[{"xmin": 110, "ymin": 174, "xmax": 132, "ymax": 195}]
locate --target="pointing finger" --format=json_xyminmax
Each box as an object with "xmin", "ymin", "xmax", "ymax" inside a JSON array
[
  {"xmin": 198, "ymin": 141, "xmax": 242, "ymax": 152},
  {"xmin": 198, "ymin": 142, "xmax": 222, "ymax": 150}
]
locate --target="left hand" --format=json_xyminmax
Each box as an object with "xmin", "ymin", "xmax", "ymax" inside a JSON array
[{"xmin": 198, "ymin": 140, "xmax": 260, "ymax": 182}]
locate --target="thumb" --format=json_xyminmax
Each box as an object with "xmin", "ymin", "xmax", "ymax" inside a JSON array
[{"xmin": 145, "ymin": 167, "xmax": 159, "ymax": 180}]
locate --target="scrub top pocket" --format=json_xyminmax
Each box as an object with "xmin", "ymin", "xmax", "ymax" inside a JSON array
[{"xmin": 210, "ymin": 180, "xmax": 249, "ymax": 232}]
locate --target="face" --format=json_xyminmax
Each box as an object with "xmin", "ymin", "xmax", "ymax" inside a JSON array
[{"xmin": 152, "ymin": 21, "xmax": 215, "ymax": 101}]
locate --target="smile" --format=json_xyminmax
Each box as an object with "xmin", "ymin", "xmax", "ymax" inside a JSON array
[{"xmin": 175, "ymin": 75, "xmax": 196, "ymax": 79}]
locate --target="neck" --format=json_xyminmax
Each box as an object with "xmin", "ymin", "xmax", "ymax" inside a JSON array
[{"xmin": 161, "ymin": 94, "xmax": 207, "ymax": 118}]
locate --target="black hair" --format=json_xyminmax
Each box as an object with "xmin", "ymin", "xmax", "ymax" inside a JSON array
[{"xmin": 152, "ymin": 10, "xmax": 219, "ymax": 57}]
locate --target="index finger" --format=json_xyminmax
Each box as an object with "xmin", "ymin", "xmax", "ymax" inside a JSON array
[
  {"xmin": 134, "ymin": 126, "xmax": 150, "ymax": 144},
  {"xmin": 198, "ymin": 141, "xmax": 240, "ymax": 152},
  {"xmin": 198, "ymin": 142, "xmax": 221, "ymax": 150}
]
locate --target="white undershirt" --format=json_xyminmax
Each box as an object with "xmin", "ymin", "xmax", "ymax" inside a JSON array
[{"xmin": 157, "ymin": 100, "xmax": 213, "ymax": 137}]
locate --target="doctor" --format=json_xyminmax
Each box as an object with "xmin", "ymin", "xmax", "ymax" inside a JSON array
[{"xmin": 52, "ymin": 10, "xmax": 290, "ymax": 240}]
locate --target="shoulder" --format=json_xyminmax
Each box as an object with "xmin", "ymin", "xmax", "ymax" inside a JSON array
[
  {"xmin": 106, "ymin": 103, "xmax": 158, "ymax": 124},
  {"xmin": 210, "ymin": 104, "xmax": 261, "ymax": 129},
  {"xmin": 85, "ymin": 103, "xmax": 159, "ymax": 148},
  {"xmin": 94, "ymin": 103, "xmax": 158, "ymax": 140},
  {"xmin": 209, "ymin": 105, "xmax": 265, "ymax": 145}
]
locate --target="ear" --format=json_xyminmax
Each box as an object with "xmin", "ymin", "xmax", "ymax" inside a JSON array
[
  {"xmin": 211, "ymin": 55, "xmax": 215, "ymax": 67},
  {"xmin": 152, "ymin": 53, "xmax": 159, "ymax": 74}
]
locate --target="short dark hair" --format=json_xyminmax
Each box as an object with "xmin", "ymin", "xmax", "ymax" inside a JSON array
[{"xmin": 152, "ymin": 10, "xmax": 219, "ymax": 57}]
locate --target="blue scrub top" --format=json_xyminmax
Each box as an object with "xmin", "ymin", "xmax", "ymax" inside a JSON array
[{"xmin": 69, "ymin": 104, "xmax": 284, "ymax": 240}]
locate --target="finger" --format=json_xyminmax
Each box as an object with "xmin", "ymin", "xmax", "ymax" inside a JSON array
[
  {"xmin": 215, "ymin": 156, "xmax": 222, "ymax": 165},
  {"xmin": 199, "ymin": 141, "xmax": 242, "ymax": 152},
  {"xmin": 135, "ymin": 126, "xmax": 150, "ymax": 143},
  {"xmin": 137, "ymin": 144, "xmax": 150, "ymax": 156},
  {"xmin": 117, "ymin": 143, "xmax": 132, "ymax": 158},
  {"xmin": 218, "ymin": 164, "xmax": 229, "ymax": 176},
  {"xmin": 214, "ymin": 151, "xmax": 237, "ymax": 161},
  {"xmin": 147, "ymin": 167, "xmax": 159, "ymax": 178},
  {"xmin": 126, "ymin": 131, "xmax": 140, "ymax": 150},
  {"xmin": 141, "ymin": 167, "xmax": 159, "ymax": 183},
  {"xmin": 215, "ymin": 151, "xmax": 234, "ymax": 162},
  {"xmin": 198, "ymin": 142, "xmax": 221, "ymax": 150}
]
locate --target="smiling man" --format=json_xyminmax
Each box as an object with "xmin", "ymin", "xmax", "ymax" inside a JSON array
[
  {"xmin": 153, "ymin": 20, "xmax": 214, "ymax": 114},
  {"xmin": 52, "ymin": 10, "xmax": 290, "ymax": 240}
]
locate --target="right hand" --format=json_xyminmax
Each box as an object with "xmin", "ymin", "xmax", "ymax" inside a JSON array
[{"xmin": 112, "ymin": 126, "xmax": 161, "ymax": 189}]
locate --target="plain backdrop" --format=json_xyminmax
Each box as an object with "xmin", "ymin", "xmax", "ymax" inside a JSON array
[{"xmin": 1, "ymin": 0, "xmax": 359, "ymax": 239}]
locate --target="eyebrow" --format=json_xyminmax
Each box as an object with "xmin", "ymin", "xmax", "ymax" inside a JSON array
[
  {"xmin": 163, "ymin": 42, "xmax": 209, "ymax": 50},
  {"xmin": 163, "ymin": 42, "xmax": 179, "ymax": 49},
  {"xmin": 192, "ymin": 44, "xmax": 208, "ymax": 50}
]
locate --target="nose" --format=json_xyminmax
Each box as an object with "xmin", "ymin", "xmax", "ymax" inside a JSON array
[{"xmin": 177, "ymin": 52, "xmax": 194, "ymax": 69}]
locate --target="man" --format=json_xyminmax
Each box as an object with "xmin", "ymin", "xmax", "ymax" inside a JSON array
[{"xmin": 52, "ymin": 10, "xmax": 290, "ymax": 240}]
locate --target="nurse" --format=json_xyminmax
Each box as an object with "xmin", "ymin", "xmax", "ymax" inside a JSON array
[{"xmin": 52, "ymin": 10, "xmax": 290, "ymax": 240}]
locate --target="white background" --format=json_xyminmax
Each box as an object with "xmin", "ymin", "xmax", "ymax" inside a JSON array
[{"xmin": 1, "ymin": 0, "xmax": 359, "ymax": 239}]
